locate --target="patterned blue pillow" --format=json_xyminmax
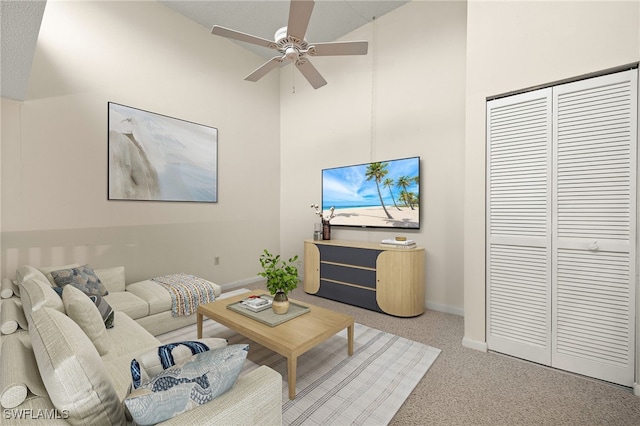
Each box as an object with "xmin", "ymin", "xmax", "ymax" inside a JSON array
[
  {"xmin": 124, "ymin": 344, "xmax": 248, "ymax": 425},
  {"xmin": 88, "ymin": 294, "xmax": 115, "ymax": 329},
  {"xmin": 51, "ymin": 264, "xmax": 109, "ymax": 296},
  {"xmin": 130, "ymin": 339, "xmax": 227, "ymax": 390}
]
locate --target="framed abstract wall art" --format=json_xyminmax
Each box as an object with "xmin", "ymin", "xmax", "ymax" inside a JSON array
[{"xmin": 108, "ymin": 102, "xmax": 218, "ymax": 202}]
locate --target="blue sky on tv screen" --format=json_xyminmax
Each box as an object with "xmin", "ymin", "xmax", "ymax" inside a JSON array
[{"xmin": 322, "ymin": 157, "xmax": 419, "ymax": 209}]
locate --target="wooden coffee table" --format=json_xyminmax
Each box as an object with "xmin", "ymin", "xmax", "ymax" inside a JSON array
[{"xmin": 197, "ymin": 290, "xmax": 354, "ymax": 399}]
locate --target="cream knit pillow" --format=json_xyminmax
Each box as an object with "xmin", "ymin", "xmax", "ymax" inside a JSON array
[
  {"xmin": 62, "ymin": 285, "xmax": 109, "ymax": 356},
  {"xmin": 29, "ymin": 307, "xmax": 125, "ymax": 426}
]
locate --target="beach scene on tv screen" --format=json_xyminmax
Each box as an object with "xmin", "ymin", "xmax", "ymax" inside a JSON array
[{"xmin": 322, "ymin": 157, "xmax": 420, "ymax": 228}]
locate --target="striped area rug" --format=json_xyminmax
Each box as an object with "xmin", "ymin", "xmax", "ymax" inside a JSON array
[{"xmin": 157, "ymin": 290, "xmax": 441, "ymax": 425}]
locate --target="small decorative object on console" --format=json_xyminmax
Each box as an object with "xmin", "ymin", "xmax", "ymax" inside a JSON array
[
  {"xmin": 311, "ymin": 204, "xmax": 335, "ymax": 241},
  {"xmin": 380, "ymin": 238, "xmax": 417, "ymax": 249}
]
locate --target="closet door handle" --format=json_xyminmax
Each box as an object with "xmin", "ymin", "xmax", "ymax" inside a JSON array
[{"xmin": 588, "ymin": 241, "xmax": 599, "ymax": 251}]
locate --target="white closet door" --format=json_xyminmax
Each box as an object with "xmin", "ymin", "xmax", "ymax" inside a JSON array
[
  {"xmin": 552, "ymin": 69, "xmax": 637, "ymax": 386},
  {"xmin": 486, "ymin": 89, "xmax": 553, "ymax": 365}
]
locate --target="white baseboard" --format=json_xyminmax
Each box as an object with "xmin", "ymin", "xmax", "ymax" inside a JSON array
[
  {"xmin": 426, "ymin": 301, "xmax": 464, "ymax": 316},
  {"xmin": 462, "ymin": 337, "xmax": 488, "ymax": 352},
  {"xmin": 220, "ymin": 276, "xmax": 262, "ymax": 291},
  {"xmin": 634, "ymin": 382, "xmax": 640, "ymax": 397}
]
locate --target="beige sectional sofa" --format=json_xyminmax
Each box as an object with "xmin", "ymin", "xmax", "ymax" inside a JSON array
[
  {"xmin": 0, "ymin": 264, "xmax": 282, "ymax": 425},
  {"xmin": 15, "ymin": 263, "xmax": 218, "ymax": 336}
]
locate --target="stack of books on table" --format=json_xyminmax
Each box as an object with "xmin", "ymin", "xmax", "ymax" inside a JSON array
[
  {"xmin": 240, "ymin": 296, "xmax": 273, "ymax": 312},
  {"xmin": 380, "ymin": 238, "xmax": 417, "ymax": 249}
]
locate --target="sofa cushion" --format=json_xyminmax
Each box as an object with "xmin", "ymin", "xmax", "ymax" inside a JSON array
[
  {"xmin": 103, "ymin": 291, "xmax": 149, "ymax": 320},
  {"xmin": 95, "ymin": 266, "xmax": 126, "ymax": 293},
  {"xmin": 126, "ymin": 280, "xmax": 173, "ymax": 315},
  {"xmin": 62, "ymin": 285, "xmax": 110, "ymax": 355},
  {"xmin": 37, "ymin": 263, "xmax": 81, "ymax": 286},
  {"xmin": 29, "ymin": 307, "xmax": 125, "ymax": 426},
  {"xmin": 51, "ymin": 264, "xmax": 109, "ymax": 296},
  {"xmin": 124, "ymin": 344, "xmax": 248, "ymax": 426},
  {"xmin": 130, "ymin": 338, "xmax": 228, "ymax": 389},
  {"xmin": 100, "ymin": 312, "xmax": 160, "ymax": 366},
  {"xmin": 19, "ymin": 277, "xmax": 65, "ymax": 326}
]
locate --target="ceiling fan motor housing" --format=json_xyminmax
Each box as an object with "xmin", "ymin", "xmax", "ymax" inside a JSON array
[{"xmin": 275, "ymin": 26, "xmax": 309, "ymax": 61}]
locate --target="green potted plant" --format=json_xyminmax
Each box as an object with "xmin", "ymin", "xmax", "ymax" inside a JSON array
[{"xmin": 257, "ymin": 249, "xmax": 300, "ymax": 314}]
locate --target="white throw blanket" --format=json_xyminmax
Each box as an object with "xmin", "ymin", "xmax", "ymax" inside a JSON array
[{"xmin": 151, "ymin": 273, "xmax": 216, "ymax": 317}]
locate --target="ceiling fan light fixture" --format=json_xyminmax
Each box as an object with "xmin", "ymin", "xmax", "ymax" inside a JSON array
[
  {"xmin": 275, "ymin": 26, "xmax": 288, "ymax": 43},
  {"xmin": 284, "ymin": 46, "xmax": 298, "ymax": 61}
]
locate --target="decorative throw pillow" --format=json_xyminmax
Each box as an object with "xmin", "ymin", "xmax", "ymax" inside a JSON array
[
  {"xmin": 38, "ymin": 263, "xmax": 81, "ymax": 286},
  {"xmin": 124, "ymin": 344, "xmax": 248, "ymax": 426},
  {"xmin": 130, "ymin": 338, "xmax": 228, "ymax": 390},
  {"xmin": 29, "ymin": 307, "xmax": 125, "ymax": 425},
  {"xmin": 89, "ymin": 293, "xmax": 115, "ymax": 329},
  {"xmin": 51, "ymin": 264, "xmax": 109, "ymax": 296},
  {"xmin": 62, "ymin": 285, "xmax": 109, "ymax": 355},
  {"xmin": 53, "ymin": 279, "xmax": 114, "ymax": 329}
]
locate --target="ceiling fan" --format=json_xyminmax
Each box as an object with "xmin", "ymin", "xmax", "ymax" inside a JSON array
[{"xmin": 211, "ymin": 0, "xmax": 369, "ymax": 89}]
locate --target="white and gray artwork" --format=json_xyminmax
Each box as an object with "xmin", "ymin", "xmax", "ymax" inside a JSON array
[{"xmin": 108, "ymin": 103, "xmax": 217, "ymax": 202}]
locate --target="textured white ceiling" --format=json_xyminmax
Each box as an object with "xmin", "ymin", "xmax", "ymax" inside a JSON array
[
  {"xmin": 0, "ymin": 0, "xmax": 47, "ymax": 100},
  {"xmin": 0, "ymin": 0, "xmax": 408, "ymax": 101}
]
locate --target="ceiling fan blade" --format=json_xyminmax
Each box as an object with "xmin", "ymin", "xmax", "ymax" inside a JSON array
[
  {"xmin": 211, "ymin": 25, "xmax": 276, "ymax": 49},
  {"xmin": 287, "ymin": 0, "xmax": 315, "ymax": 41},
  {"xmin": 309, "ymin": 41, "xmax": 369, "ymax": 56},
  {"xmin": 295, "ymin": 59, "xmax": 327, "ymax": 89},
  {"xmin": 245, "ymin": 57, "xmax": 283, "ymax": 82}
]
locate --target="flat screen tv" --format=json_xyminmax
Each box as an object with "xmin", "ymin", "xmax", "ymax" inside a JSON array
[{"xmin": 322, "ymin": 156, "xmax": 420, "ymax": 229}]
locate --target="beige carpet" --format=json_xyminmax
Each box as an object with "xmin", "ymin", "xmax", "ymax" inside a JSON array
[{"xmin": 240, "ymin": 283, "xmax": 640, "ymax": 425}]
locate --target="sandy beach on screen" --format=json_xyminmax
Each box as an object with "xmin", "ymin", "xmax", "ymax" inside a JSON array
[{"xmin": 330, "ymin": 206, "xmax": 419, "ymax": 228}]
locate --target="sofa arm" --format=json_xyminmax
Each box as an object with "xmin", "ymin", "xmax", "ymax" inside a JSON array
[{"xmin": 159, "ymin": 365, "xmax": 282, "ymax": 426}]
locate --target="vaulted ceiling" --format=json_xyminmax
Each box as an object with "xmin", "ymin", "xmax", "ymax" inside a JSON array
[{"xmin": 0, "ymin": 0, "xmax": 408, "ymax": 101}]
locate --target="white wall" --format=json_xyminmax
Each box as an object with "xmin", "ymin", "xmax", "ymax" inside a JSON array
[
  {"xmin": 0, "ymin": 0, "xmax": 281, "ymax": 285},
  {"xmin": 463, "ymin": 0, "xmax": 640, "ymax": 360},
  {"xmin": 279, "ymin": 0, "xmax": 468, "ymax": 314}
]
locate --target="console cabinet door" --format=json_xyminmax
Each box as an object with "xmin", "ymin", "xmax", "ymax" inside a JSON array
[
  {"xmin": 303, "ymin": 241, "xmax": 320, "ymax": 294},
  {"xmin": 377, "ymin": 250, "xmax": 425, "ymax": 317}
]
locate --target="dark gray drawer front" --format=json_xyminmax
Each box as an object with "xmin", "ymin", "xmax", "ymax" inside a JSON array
[
  {"xmin": 318, "ymin": 245, "xmax": 380, "ymax": 268},
  {"xmin": 320, "ymin": 263, "xmax": 376, "ymax": 289},
  {"xmin": 317, "ymin": 280, "xmax": 382, "ymax": 312}
]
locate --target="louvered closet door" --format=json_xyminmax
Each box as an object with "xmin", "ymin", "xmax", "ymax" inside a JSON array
[
  {"xmin": 486, "ymin": 89, "xmax": 553, "ymax": 365},
  {"xmin": 552, "ymin": 70, "xmax": 637, "ymax": 386}
]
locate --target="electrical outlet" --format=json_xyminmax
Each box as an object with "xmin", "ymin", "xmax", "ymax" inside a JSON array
[{"xmin": 214, "ymin": 256, "xmax": 220, "ymax": 265}]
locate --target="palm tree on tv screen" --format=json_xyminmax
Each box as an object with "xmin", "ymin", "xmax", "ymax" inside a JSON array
[
  {"xmin": 383, "ymin": 177, "xmax": 402, "ymax": 211},
  {"xmin": 396, "ymin": 176, "xmax": 416, "ymax": 210},
  {"xmin": 365, "ymin": 162, "xmax": 393, "ymax": 219}
]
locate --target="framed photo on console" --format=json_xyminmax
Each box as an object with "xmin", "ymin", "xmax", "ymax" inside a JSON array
[{"xmin": 108, "ymin": 102, "xmax": 218, "ymax": 203}]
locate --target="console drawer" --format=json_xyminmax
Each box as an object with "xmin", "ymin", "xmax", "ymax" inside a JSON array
[
  {"xmin": 320, "ymin": 263, "xmax": 376, "ymax": 289},
  {"xmin": 317, "ymin": 280, "xmax": 381, "ymax": 312},
  {"xmin": 318, "ymin": 245, "xmax": 380, "ymax": 269}
]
